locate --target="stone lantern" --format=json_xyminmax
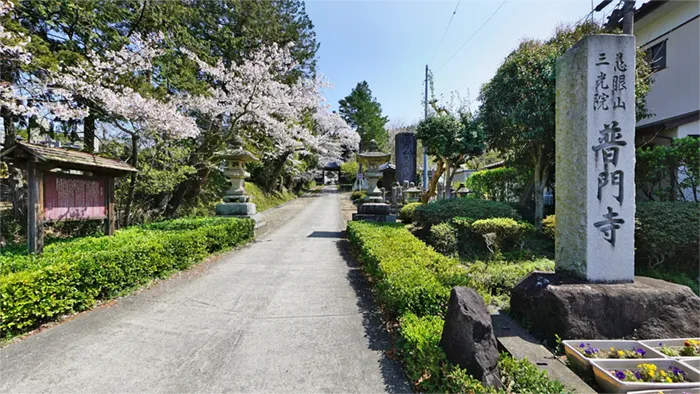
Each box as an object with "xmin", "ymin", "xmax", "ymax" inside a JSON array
[
  {"xmin": 454, "ymin": 183, "xmax": 469, "ymax": 199},
  {"xmin": 352, "ymin": 140, "xmax": 395, "ymax": 222},
  {"xmin": 215, "ymin": 148, "xmax": 259, "ymax": 217},
  {"xmin": 404, "ymin": 182, "xmax": 422, "ymax": 203}
]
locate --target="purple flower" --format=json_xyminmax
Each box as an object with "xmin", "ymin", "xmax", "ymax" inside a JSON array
[
  {"xmin": 672, "ymin": 366, "xmax": 686, "ymax": 376},
  {"xmin": 614, "ymin": 370, "xmax": 626, "ymax": 380},
  {"xmin": 635, "ymin": 348, "xmax": 646, "ymax": 356},
  {"xmin": 579, "ymin": 343, "xmax": 586, "ymax": 348},
  {"xmin": 634, "ymin": 371, "xmax": 642, "ymax": 380},
  {"xmin": 659, "ymin": 342, "xmax": 664, "ymax": 346}
]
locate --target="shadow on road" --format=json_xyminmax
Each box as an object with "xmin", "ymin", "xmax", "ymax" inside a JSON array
[
  {"xmin": 307, "ymin": 231, "xmax": 344, "ymax": 238},
  {"xmin": 335, "ymin": 235, "xmax": 412, "ymax": 394}
]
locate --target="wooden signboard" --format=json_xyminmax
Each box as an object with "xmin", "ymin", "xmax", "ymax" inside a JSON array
[
  {"xmin": 0, "ymin": 142, "xmax": 133, "ymax": 254},
  {"xmin": 43, "ymin": 173, "xmax": 107, "ymax": 221}
]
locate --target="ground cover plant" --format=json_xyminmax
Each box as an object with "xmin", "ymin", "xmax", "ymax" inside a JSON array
[
  {"xmin": 0, "ymin": 217, "xmax": 254, "ymax": 337},
  {"xmin": 658, "ymin": 340, "xmax": 700, "ymax": 357},
  {"xmin": 347, "ymin": 221, "xmax": 566, "ymax": 393}
]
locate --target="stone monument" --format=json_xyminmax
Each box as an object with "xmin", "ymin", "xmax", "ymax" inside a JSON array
[
  {"xmin": 215, "ymin": 147, "xmax": 265, "ymax": 227},
  {"xmin": 352, "ymin": 140, "xmax": 396, "ymax": 222},
  {"xmin": 555, "ymin": 34, "xmax": 636, "ymax": 282},
  {"xmin": 510, "ymin": 34, "xmax": 700, "ymax": 340},
  {"xmin": 395, "ymin": 132, "xmax": 417, "ymax": 184}
]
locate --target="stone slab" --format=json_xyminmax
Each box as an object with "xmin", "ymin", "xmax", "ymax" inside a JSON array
[
  {"xmin": 358, "ymin": 202, "xmax": 391, "ymax": 215},
  {"xmin": 555, "ymin": 34, "xmax": 636, "ymax": 282},
  {"xmin": 216, "ymin": 202, "xmax": 256, "ymax": 216},
  {"xmin": 491, "ymin": 311, "xmax": 596, "ymax": 394},
  {"xmin": 351, "ymin": 213, "xmax": 396, "ymax": 223},
  {"xmin": 395, "ymin": 132, "xmax": 417, "ymax": 184},
  {"xmin": 510, "ymin": 272, "xmax": 700, "ymax": 340}
]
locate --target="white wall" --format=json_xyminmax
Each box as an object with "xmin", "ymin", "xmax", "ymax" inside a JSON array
[{"xmin": 635, "ymin": 1, "xmax": 700, "ymax": 127}]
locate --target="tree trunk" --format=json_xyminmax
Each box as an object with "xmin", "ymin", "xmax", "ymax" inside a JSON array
[
  {"xmin": 421, "ymin": 158, "xmax": 445, "ymax": 203},
  {"xmin": 533, "ymin": 155, "xmax": 549, "ymax": 229},
  {"xmin": 1, "ymin": 105, "xmax": 25, "ymax": 219},
  {"xmin": 266, "ymin": 151, "xmax": 292, "ymax": 192},
  {"xmin": 123, "ymin": 134, "xmax": 139, "ymax": 227},
  {"xmin": 83, "ymin": 111, "xmax": 96, "ymax": 153},
  {"xmin": 519, "ymin": 176, "xmax": 534, "ymax": 207}
]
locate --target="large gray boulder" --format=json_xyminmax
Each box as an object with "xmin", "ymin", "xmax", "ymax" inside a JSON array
[
  {"xmin": 440, "ymin": 287, "xmax": 502, "ymax": 388},
  {"xmin": 510, "ymin": 272, "xmax": 700, "ymax": 340}
]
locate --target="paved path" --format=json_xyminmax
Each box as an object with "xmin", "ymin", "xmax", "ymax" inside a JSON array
[{"xmin": 1, "ymin": 189, "xmax": 410, "ymax": 393}]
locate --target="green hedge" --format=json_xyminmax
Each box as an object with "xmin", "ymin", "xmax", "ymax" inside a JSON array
[
  {"xmin": 347, "ymin": 221, "xmax": 470, "ymax": 318},
  {"xmin": 635, "ymin": 202, "xmax": 699, "ymax": 273},
  {"xmin": 541, "ymin": 203, "xmax": 699, "ymax": 276},
  {"xmin": 414, "ymin": 198, "xmax": 520, "ymax": 228},
  {"xmin": 1, "ymin": 217, "xmax": 254, "ymax": 337},
  {"xmin": 399, "ymin": 202, "xmax": 422, "ymax": 224},
  {"xmin": 347, "ymin": 221, "xmax": 566, "ymax": 392}
]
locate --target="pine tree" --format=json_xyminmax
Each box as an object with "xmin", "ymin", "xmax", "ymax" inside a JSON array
[{"xmin": 338, "ymin": 81, "xmax": 389, "ymax": 151}]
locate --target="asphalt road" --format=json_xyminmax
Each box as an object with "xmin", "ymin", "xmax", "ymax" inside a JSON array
[{"xmin": 0, "ymin": 189, "xmax": 410, "ymax": 393}]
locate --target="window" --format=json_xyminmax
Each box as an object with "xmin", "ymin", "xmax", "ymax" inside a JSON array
[{"xmin": 645, "ymin": 40, "xmax": 667, "ymax": 72}]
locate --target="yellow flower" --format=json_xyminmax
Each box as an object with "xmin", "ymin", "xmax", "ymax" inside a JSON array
[
  {"xmin": 649, "ymin": 371, "xmax": 655, "ymax": 377},
  {"xmin": 610, "ymin": 347, "xmax": 615, "ymax": 351},
  {"xmin": 660, "ymin": 370, "xmax": 667, "ymax": 377},
  {"xmin": 617, "ymin": 350, "xmax": 625, "ymax": 357},
  {"xmin": 666, "ymin": 377, "xmax": 672, "ymax": 383}
]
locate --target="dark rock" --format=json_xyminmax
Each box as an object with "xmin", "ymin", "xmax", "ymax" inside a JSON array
[
  {"xmin": 440, "ymin": 287, "xmax": 502, "ymax": 388},
  {"xmin": 510, "ymin": 272, "xmax": 700, "ymax": 341}
]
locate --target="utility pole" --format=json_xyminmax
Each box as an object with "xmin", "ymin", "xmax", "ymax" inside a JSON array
[
  {"xmin": 622, "ymin": 0, "xmax": 635, "ymax": 34},
  {"xmin": 422, "ymin": 65, "xmax": 429, "ymax": 190}
]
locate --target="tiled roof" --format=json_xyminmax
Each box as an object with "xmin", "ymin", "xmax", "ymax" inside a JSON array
[{"xmin": 1, "ymin": 142, "xmax": 137, "ymax": 173}]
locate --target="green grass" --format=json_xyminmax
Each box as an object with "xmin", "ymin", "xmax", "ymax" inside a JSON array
[{"xmin": 245, "ymin": 182, "xmax": 298, "ymax": 212}]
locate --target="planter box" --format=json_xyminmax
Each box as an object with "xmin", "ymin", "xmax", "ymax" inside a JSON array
[
  {"xmin": 682, "ymin": 358, "xmax": 700, "ymax": 370},
  {"xmin": 590, "ymin": 358, "xmax": 700, "ymax": 393},
  {"xmin": 627, "ymin": 389, "xmax": 700, "ymax": 394},
  {"xmin": 563, "ymin": 340, "xmax": 665, "ymax": 372},
  {"xmin": 640, "ymin": 338, "xmax": 700, "ymax": 359}
]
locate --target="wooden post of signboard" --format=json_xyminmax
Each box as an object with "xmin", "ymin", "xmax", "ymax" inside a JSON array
[
  {"xmin": 26, "ymin": 160, "xmax": 44, "ymax": 253},
  {"xmin": 104, "ymin": 177, "xmax": 115, "ymax": 236}
]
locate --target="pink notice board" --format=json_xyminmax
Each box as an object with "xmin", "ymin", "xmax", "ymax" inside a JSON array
[{"xmin": 43, "ymin": 173, "xmax": 106, "ymax": 221}]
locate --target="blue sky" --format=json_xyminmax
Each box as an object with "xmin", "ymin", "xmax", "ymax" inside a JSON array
[{"xmin": 305, "ymin": 0, "xmax": 609, "ymax": 124}]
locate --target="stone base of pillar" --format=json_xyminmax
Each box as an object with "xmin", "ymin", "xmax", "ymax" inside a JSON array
[
  {"xmin": 216, "ymin": 202, "xmax": 257, "ymax": 216},
  {"xmin": 510, "ymin": 272, "xmax": 700, "ymax": 341},
  {"xmin": 351, "ymin": 213, "xmax": 397, "ymax": 223}
]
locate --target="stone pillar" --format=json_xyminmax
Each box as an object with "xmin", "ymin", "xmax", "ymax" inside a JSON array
[
  {"xmin": 555, "ymin": 34, "xmax": 635, "ymax": 282},
  {"xmin": 395, "ymin": 133, "xmax": 417, "ymax": 184}
]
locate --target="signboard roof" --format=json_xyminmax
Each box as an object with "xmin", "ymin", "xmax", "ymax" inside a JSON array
[{"xmin": 0, "ymin": 142, "xmax": 137, "ymax": 174}]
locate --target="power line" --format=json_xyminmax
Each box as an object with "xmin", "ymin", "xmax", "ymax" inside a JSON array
[
  {"xmin": 429, "ymin": 0, "xmax": 462, "ymax": 64},
  {"xmin": 434, "ymin": 0, "xmax": 507, "ymax": 73}
]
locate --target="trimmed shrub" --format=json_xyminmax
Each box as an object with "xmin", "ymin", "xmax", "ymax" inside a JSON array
[
  {"xmin": 346, "ymin": 221, "xmax": 470, "ymax": 318},
  {"xmin": 466, "ymin": 167, "xmax": 527, "ymax": 202},
  {"xmin": 471, "ymin": 218, "xmax": 535, "ymax": 255},
  {"xmin": 350, "ymin": 190, "xmax": 366, "ymax": 201},
  {"xmin": 635, "ymin": 202, "xmax": 699, "ymax": 273},
  {"xmin": 1, "ymin": 217, "xmax": 254, "ymax": 336},
  {"xmin": 498, "ymin": 353, "xmax": 567, "ymax": 394},
  {"xmin": 541, "ymin": 214, "xmax": 556, "ymax": 239},
  {"xmin": 414, "ymin": 198, "xmax": 520, "ymax": 228},
  {"xmin": 399, "ymin": 202, "xmax": 422, "ymax": 224},
  {"xmin": 429, "ymin": 223, "xmax": 458, "ymax": 256},
  {"xmin": 347, "ymin": 219, "xmax": 566, "ymax": 392},
  {"xmin": 467, "ymin": 259, "xmax": 555, "ymax": 307}
]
